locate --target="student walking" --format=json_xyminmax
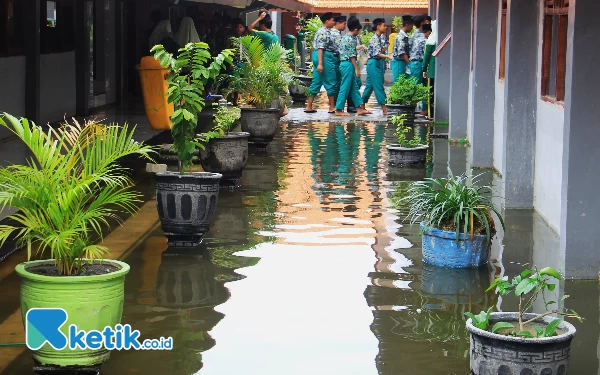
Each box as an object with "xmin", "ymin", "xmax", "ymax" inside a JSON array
[
  {"xmin": 331, "ymin": 15, "xmax": 347, "ymax": 102},
  {"xmin": 305, "ymin": 13, "xmax": 338, "ymax": 113},
  {"xmin": 408, "ymin": 15, "xmax": 428, "ymax": 84},
  {"xmin": 335, "ymin": 18, "xmax": 369, "ymax": 116},
  {"xmin": 361, "ymin": 18, "xmax": 392, "ymax": 115},
  {"xmin": 391, "ymin": 15, "xmax": 414, "ymax": 83}
]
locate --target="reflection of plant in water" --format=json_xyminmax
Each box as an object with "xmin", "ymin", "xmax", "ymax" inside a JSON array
[{"xmin": 168, "ymin": 312, "xmax": 213, "ymax": 373}]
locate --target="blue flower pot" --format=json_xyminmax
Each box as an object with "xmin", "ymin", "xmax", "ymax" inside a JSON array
[{"xmin": 420, "ymin": 223, "xmax": 491, "ymax": 268}]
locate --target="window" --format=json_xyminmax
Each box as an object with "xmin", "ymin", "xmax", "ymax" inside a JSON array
[
  {"xmin": 41, "ymin": 0, "xmax": 75, "ymax": 54},
  {"xmin": 0, "ymin": 0, "xmax": 25, "ymax": 57},
  {"xmin": 541, "ymin": 0, "xmax": 569, "ymax": 102},
  {"xmin": 498, "ymin": 0, "xmax": 507, "ymax": 79}
]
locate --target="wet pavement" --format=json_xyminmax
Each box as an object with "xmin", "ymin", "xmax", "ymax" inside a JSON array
[{"xmin": 0, "ymin": 118, "xmax": 598, "ymax": 374}]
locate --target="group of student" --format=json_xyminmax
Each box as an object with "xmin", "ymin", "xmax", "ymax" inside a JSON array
[
  {"xmin": 147, "ymin": 8, "xmax": 281, "ymax": 58},
  {"xmin": 304, "ymin": 13, "xmax": 437, "ymax": 116}
]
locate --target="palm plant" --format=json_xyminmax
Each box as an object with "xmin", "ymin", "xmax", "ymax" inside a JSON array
[
  {"xmin": 0, "ymin": 114, "xmax": 155, "ymax": 275},
  {"xmin": 152, "ymin": 42, "xmax": 234, "ymax": 172},
  {"xmin": 227, "ymin": 35, "xmax": 295, "ymax": 109},
  {"xmin": 303, "ymin": 16, "xmax": 322, "ymax": 51},
  {"xmin": 398, "ymin": 169, "xmax": 505, "ymax": 243}
]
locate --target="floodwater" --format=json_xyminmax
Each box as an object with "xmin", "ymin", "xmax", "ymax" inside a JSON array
[{"xmin": 0, "ymin": 121, "xmax": 598, "ymax": 375}]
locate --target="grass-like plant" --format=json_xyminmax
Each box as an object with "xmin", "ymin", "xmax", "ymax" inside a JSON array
[
  {"xmin": 152, "ymin": 42, "xmax": 234, "ymax": 172},
  {"xmin": 390, "ymin": 114, "xmax": 420, "ymax": 148},
  {"xmin": 387, "ymin": 74, "xmax": 430, "ymax": 106},
  {"xmin": 227, "ymin": 36, "xmax": 295, "ymax": 110},
  {"xmin": 399, "ymin": 169, "xmax": 505, "ymax": 243},
  {"xmin": 467, "ymin": 266, "xmax": 583, "ymax": 338},
  {"xmin": 0, "ymin": 113, "xmax": 154, "ymax": 276}
]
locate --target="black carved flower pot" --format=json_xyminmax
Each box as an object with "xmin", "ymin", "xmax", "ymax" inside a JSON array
[
  {"xmin": 155, "ymin": 172, "xmax": 221, "ymax": 247},
  {"xmin": 386, "ymin": 144, "xmax": 428, "ymax": 167},
  {"xmin": 387, "ymin": 104, "xmax": 416, "ymax": 125},
  {"xmin": 240, "ymin": 107, "xmax": 280, "ymax": 148},
  {"xmin": 197, "ymin": 132, "xmax": 249, "ymax": 187},
  {"xmin": 467, "ymin": 312, "xmax": 576, "ymax": 375},
  {"xmin": 289, "ymin": 75, "xmax": 312, "ymax": 104}
]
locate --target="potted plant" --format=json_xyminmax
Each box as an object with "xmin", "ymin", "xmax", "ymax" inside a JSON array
[
  {"xmin": 0, "ymin": 114, "xmax": 154, "ymax": 368},
  {"xmin": 228, "ymin": 36, "xmax": 295, "ymax": 148},
  {"xmin": 387, "ymin": 74, "xmax": 430, "ymax": 124},
  {"xmin": 400, "ymin": 169, "xmax": 505, "ymax": 268},
  {"xmin": 386, "ymin": 114, "xmax": 429, "ymax": 168},
  {"xmin": 197, "ymin": 105, "xmax": 248, "ymax": 186},
  {"xmin": 466, "ymin": 266, "xmax": 582, "ymax": 374},
  {"xmin": 152, "ymin": 42, "xmax": 234, "ymax": 247}
]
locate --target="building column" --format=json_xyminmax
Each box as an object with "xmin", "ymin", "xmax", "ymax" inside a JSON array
[
  {"xmin": 560, "ymin": 0, "xmax": 600, "ymax": 279},
  {"xmin": 429, "ymin": 0, "xmax": 437, "ymax": 19},
  {"xmin": 75, "ymin": 0, "xmax": 91, "ymax": 116},
  {"xmin": 501, "ymin": 0, "xmax": 538, "ymax": 208},
  {"xmin": 448, "ymin": 0, "xmax": 472, "ymax": 140},
  {"xmin": 467, "ymin": 0, "xmax": 499, "ymax": 167},
  {"xmin": 24, "ymin": 0, "xmax": 40, "ymax": 124},
  {"xmin": 433, "ymin": 0, "xmax": 451, "ymax": 124}
]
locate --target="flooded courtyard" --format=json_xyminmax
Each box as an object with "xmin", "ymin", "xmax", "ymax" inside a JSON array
[{"xmin": 0, "ymin": 119, "xmax": 598, "ymax": 375}]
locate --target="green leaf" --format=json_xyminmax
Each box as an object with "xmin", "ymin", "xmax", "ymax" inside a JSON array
[
  {"xmin": 521, "ymin": 269, "xmax": 533, "ymax": 278},
  {"xmin": 539, "ymin": 267, "xmax": 562, "ymax": 280},
  {"xmin": 515, "ymin": 277, "xmax": 538, "ymax": 296},
  {"xmin": 492, "ymin": 322, "xmax": 514, "ymax": 334},
  {"xmin": 516, "ymin": 330, "xmax": 533, "ymax": 338},
  {"xmin": 534, "ymin": 326, "xmax": 544, "ymax": 337},
  {"xmin": 547, "ymin": 283, "xmax": 556, "ymax": 291},
  {"xmin": 544, "ymin": 319, "xmax": 561, "ymax": 337},
  {"xmin": 561, "ymin": 294, "xmax": 570, "ymax": 301}
]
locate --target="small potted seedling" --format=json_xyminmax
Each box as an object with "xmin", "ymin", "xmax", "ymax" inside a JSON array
[
  {"xmin": 386, "ymin": 114, "xmax": 428, "ymax": 168},
  {"xmin": 197, "ymin": 104, "xmax": 248, "ymax": 186},
  {"xmin": 152, "ymin": 42, "xmax": 234, "ymax": 247},
  {"xmin": 466, "ymin": 266, "xmax": 582, "ymax": 375}
]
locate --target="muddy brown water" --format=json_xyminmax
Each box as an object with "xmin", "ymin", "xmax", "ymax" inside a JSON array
[{"xmin": 0, "ymin": 121, "xmax": 598, "ymax": 375}]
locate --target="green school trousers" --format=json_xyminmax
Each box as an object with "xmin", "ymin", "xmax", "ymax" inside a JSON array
[
  {"xmin": 335, "ymin": 61, "xmax": 364, "ymax": 111},
  {"xmin": 391, "ymin": 59, "xmax": 408, "ymax": 83},
  {"xmin": 308, "ymin": 50, "xmax": 339, "ymax": 97},
  {"xmin": 362, "ymin": 58, "xmax": 386, "ymax": 105}
]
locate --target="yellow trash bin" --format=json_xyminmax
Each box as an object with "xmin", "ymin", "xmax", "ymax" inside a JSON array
[{"xmin": 137, "ymin": 56, "xmax": 173, "ymax": 131}]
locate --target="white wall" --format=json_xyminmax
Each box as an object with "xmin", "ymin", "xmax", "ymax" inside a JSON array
[
  {"xmin": 0, "ymin": 56, "xmax": 26, "ymax": 139},
  {"xmin": 533, "ymin": 101, "xmax": 564, "ymax": 232},
  {"xmin": 40, "ymin": 52, "xmax": 77, "ymax": 124}
]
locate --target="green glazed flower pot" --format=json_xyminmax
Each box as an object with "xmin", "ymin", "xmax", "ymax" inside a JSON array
[{"xmin": 15, "ymin": 259, "xmax": 130, "ymax": 367}]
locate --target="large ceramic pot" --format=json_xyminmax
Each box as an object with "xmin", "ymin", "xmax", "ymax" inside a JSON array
[
  {"xmin": 240, "ymin": 107, "xmax": 280, "ymax": 148},
  {"xmin": 289, "ymin": 75, "xmax": 312, "ymax": 104},
  {"xmin": 16, "ymin": 259, "xmax": 130, "ymax": 367},
  {"xmin": 467, "ymin": 312, "xmax": 576, "ymax": 375},
  {"xmin": 420, "ymin": 223, "xmax": 491, "ymax": 268},
  {"xmin": 198, "ymin": 132, "xmax": 249, "ymax": 186},
  {"xmin": 387, "ymin": 104, "xmax": 416, "ymax": 125},
  {"xmin": 387, "ymin": 144, "xmax": 428, "ymax": 167},
  {"xmin": 271, "ymin": 97, "xmax": 286, "ymax": 117},
  {"xmin": 154, "ymin": 251, "xmax": 229, "ymax": 309},
  {"xmin": 155, "ymin": 172, "xmax": 221, "ymax": 247}
]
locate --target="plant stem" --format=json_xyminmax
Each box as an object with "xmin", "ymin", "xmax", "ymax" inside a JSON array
[
  {"xmin": 519, "ymin": 296, "xmax": 523, "ymax": 331},
  {"xmin": 521, "ymin": 310, "xmax": 581, "ymax": 326}
]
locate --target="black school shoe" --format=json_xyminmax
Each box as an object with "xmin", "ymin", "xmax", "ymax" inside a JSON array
[{"xmin": 347, "ymin": 107, "xmax": 357, "ymax": 113}]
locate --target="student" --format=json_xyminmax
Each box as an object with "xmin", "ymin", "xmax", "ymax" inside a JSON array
[
  {"xmin": 361, "ymin": 18, "xmax": 392, "ymax": 115},
  {"xmin": 232, "ymin": 18, "xmax": 248, "ymax": 37},
  {"xmin": 391, "ymin": 15, "xmax": 413, "ymax": 83},
  {"xmin": 408, "ymin": 15, "xmax": 428, "ymax": 84},
  {"xmin": 331, "ymin": 15, "xmax": 347, "ymax": 106},
  {"xmin": 305, "ymin": 12, "xmax": 337, "ymax": 114},
  {"xmin": 347, "ymin": 16, "xmax": 368, "ymax": 113},
  {"xmin": 335, "ymin": 18, "xmax": 369, "ymax": 116},
  {"xmin": 149, "ymin": 19, "xmax": 180, "ymax": 56},
  {"xmin": 175, "ymin": 17, "xmax": 201, "ymax": 47},
  {"xmin": 422, "ymin": 20, "xmax": 437, "ymax": 118},
  {"xmin": 248, "ymin": 11, "xmax": 280, "ymax": 49}
]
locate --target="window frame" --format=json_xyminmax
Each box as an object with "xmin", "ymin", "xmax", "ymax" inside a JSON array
[
  {"xmin": 498, "ymin": 0, "xmax": 507, "ymax": 80},
  {"xmin": 541, "ymin": 0, "xmax": 569, "ymax": 103}
]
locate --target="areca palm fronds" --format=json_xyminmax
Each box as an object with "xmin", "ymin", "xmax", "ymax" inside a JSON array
[
  {"xmin": 228, "ymin": 36, "xmax": 296, "ymax": 109},
  {"xmin": 0, "ymin": 113, "xmax": 155, "ymax": 275},
  {"xmin": 397, "ymin": 169, "xmax": 505, "ymax": 243}
]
